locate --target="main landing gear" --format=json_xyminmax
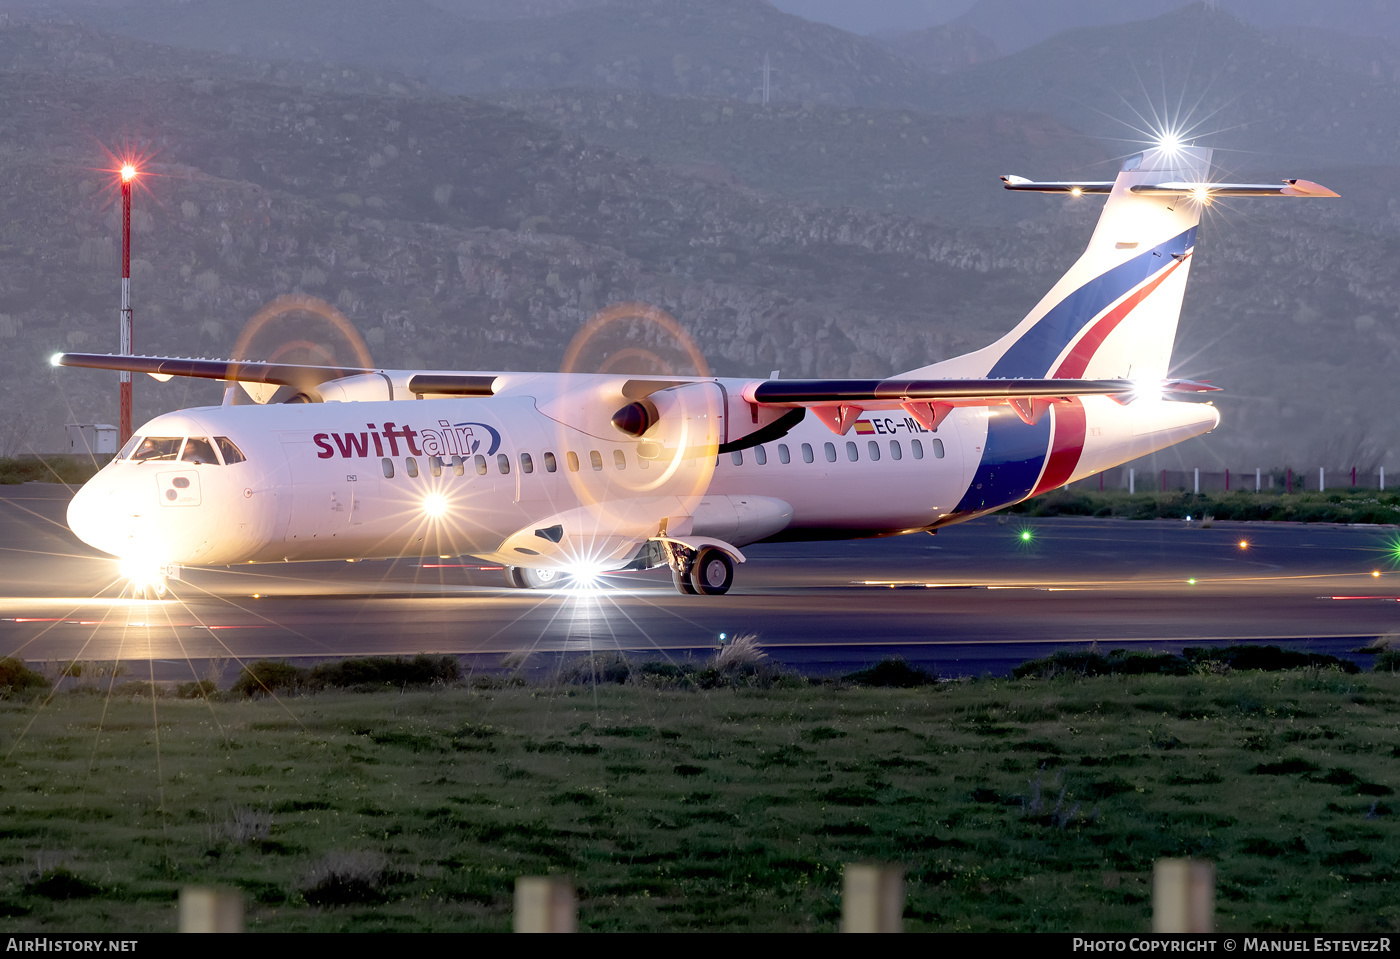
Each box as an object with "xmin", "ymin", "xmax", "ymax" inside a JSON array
[
  {"xmin": 669, "ymin": 545, "xmax": 734, "ymax": 596},
  {"xmin": 504, "ymin": 566, "xmax": 572, "ymax": 589}
]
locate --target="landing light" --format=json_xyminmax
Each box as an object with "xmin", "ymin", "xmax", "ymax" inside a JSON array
[
  {"xmin": 118, "ymin": 555, "xmax": 166, "ymax": 597},
  {"xmin": 1190, "ymin": 185, "xmax": 1212, "ymax": 206},
  {"xmin": 49, "ymin": 353, "xmax": 63, "ymax": 367},
  {"xmin": 421, "ymin": 491, "xmax": 449, "ymax": 518},
  {"xmin": 1070, "ymin": 186, "xmax": 1082, "ymax": 197},
  {"xmin": 564, "ymin": 562, "xmax": 605, "ymax": 590}
]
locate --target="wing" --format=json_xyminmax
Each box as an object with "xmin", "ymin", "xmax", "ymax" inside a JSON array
[
  {"xmin": 739, "ymin": 376, "xmax": 1218, "ymax": 434},
  {"xmin": 52, "ymin": 352, "xmax": 499, "ymax": 401}
]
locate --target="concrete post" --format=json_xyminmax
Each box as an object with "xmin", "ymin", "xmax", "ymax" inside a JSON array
[
  {"xmin": 514, "ymin": 876, "xmax": 576, "ymax": 933},
  {"xmin": 1256, "ymin": 468, "xmax": 1261, "ymax": 492},
  {"xmin": 841, "ymin": 864, "xmax": 904, "ymax": 933},
  {"xmin": 1129, "ymin": 468, "xmax": 1135, "ymax": 494},
  {"xmin": 1193, "ymin": 468, "xmax": 1199, "ymax": 494},
  {"xmin": 1152, "ymin": 859, "xmax": 1214, "ymax": 933},
  {"xmin": 1320, "ymin": 467, "xmax": 1325, "ymax": 492},
  {"xmin": 178, "ymin": 886, "xmax": 244, "ymax": 933}
]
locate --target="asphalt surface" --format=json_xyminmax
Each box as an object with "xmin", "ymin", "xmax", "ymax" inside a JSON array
[{"xmin": 3, "ymin": 483, "xmax": 1399, "ymax": 680}]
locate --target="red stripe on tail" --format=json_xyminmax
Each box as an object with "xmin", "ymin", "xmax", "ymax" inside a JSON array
[{"xmin": 1053, "ymin": 254, "xmax": 1189, "ymax": 379}]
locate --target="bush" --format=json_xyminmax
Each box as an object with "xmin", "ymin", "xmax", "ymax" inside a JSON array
[
  {"xmin": 310, "ymin": 654, "xmax": 459, "ymax": 688},
  {"xmin": 300, "ymin": 852, "xmax": 389, "ymax": 906},
  {"xmin": 231, "ymin": 660, "xmax": 307, "ymax": 697},
  {"xmin": 1183, "ymin": 645, "xmax": 1359, "ymax": 674},
  {"xmin": 0, "ymin": 657, "xmax": 49, "ymax": 695},
  {"xmin": 1374, "ymin": 649, "xmax": 1400, "ymax": 673},
  {"xmin": 1013, "ymin": 649, "xmax": 1191, "ymax": 679},
  {"xmin": 843, "ymin": 658, "xmax": 937, "ymax": 687}
]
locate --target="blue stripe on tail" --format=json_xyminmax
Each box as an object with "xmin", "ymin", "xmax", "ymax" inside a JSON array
[{"xmin": 989, "ymin": 227, "xmax": 1196, "ymax": 378}]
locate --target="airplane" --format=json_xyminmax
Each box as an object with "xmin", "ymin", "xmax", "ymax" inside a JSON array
[{"xmin": 55, "ymin": 143, "xmax": 1336, "ymax": 598}]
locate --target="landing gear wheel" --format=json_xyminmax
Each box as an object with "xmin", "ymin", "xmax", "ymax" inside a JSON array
[
  {"xmin": 689, "ymin": 547, "xmax": 734, "ymax": 596},
  {"xmin": 504, "ymin": 566, "xmax": 527, "ymax": 589},
  {"xmin": 672, "ymin": 564, "xmax": 697, "ymax": 595},
  {"xmin": 522, "ymin": 567, "xmax": 571, "ymax": 590}
]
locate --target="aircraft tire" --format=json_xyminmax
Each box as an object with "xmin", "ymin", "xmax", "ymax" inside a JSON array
[
  {"xmin": 504, "ymin": 566, "xmax": 528, "ymax": 589},
  {"xmin": 521, "ymin": 567, "xmax": 571, "ymax": 590},
  {"xmin": 672, "ymin": 565, "xmax": 697, "ymax": 595},
  {"xmin": 689, "ymin": 548, "xmax": 734, "ymax": 596}
]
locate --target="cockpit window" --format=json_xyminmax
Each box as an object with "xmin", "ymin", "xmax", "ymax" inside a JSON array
[
  {"xmin": 181, "ymin": 436, "xmax": 219, "ymax": 465},
  {"xmin": 115, "ymin": 435, "xmax": 142, "ymax": 461},
  {"xmin": 130, "ymin": 437, "xmax": 183, "ymax": 462},
  {"xmin": 215, "ymin": 437, "xmax": 246, "ymax": 464},
  {"xmin": 1121, "ymin": 152, "xmax": 1144, "ymax": 172}
]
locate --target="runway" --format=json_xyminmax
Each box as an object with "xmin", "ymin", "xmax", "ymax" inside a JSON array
[{"xmin": 3, "ymin": 483, "xmax": 1399, "ymax": 679}]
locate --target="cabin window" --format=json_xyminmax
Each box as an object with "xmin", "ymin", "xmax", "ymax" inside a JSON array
[
  {"xmin": 497, "ymin": 453, "xmax": 511, "ymax": 475},
  {"xmin": 452, "ymin": 455, "xmax": 465, "ymax": 476},
  {"xmin": 911, "ymin": 439, "xmax": 924, "ymax": 460},
  {"xmin": 567, "ymin": 451, "xmax": 580, "ymax": 472},
  {"xmin": 543, "ymin": 451, "xmax": 557, "ymax": 473},
  {"xmin": 590, "ymin": 450, "xmax": 603, "ymax": 471},
  {"xmin": 614, "ymin": 449, "xmax": 626, "ymax": 470},
  {"xmin": 382, "ymin": 457, "xmax": 395, "ymax": 478},
  {"xmin": 846, "ymin": 441, "xmax": 858, "ymax": 462},
  {"xmin": 215, "ymin": 437, "xmax": 247, "ymax": 464},
  {"xmin": 867, "ymin": 441, "xmax": 881, "ymax": 461},
  {"xmin": 889, "ymin": 440, "xmax": 902, "ymax": 461},
  {"xmin": 131, "ymin": 437, "xmax": 183, "ymax": 462},
  {"xmin": 520, "ymin": 453, "xmax": 534, "ymax": 474},
  {"xmin": 801, "ymin": 443, "xmax": 814, "ymax": 464},
  {"xmin": 429, "ymin": 455, "xmax": 443, "ymax": 477},
  {"xmin": 406, "ymin": 457, "xmax": 419, "ymax": 478},
  {"xmin": 777, "ymin": 443, "xmax": 790, "ymax": 464},
  {"xmin": 181, "ymin": 437, "xmax": 219, "ymax": 465},
  {"xmin": 754, "ymin": 446, "xmax": 767, "ymax": 466},
  {"xmin": 731, "ymin": 451, "xmax": 743, "ymax": 466},
  {"xmin": 474, "ymin": 454, "xmax": 487, "ymax": 475},
  {"xmin": 824, "ymin": 442, "xmax": 837, "ymax": 463},
  {"xmin": 932, "ymin": 438, "xmax": 945, "ymax": 459}
]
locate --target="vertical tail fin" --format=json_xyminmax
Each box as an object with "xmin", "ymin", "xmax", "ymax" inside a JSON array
[{"xmin": 910, "ymin": 145, "xmax": 1211, "ymax": 382}]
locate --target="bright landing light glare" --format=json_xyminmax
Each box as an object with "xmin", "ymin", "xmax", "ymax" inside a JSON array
[{"xmin": 421, "ymin": 491, "xmax": 449, "ymax": 518}]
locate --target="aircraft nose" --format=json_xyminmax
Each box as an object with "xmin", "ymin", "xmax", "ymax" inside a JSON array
[{"xmin": 67, "ymin": 475, "xmax": 125, "ymax": 557}]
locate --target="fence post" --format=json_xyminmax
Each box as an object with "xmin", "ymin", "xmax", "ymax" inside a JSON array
[
  {"xmin": 1129, "ymin": 468, "xmax": 1135, "ymax": 494},
  {"xmin": 1152, "ymin": 859, "xmax": 1215, "ymax": 933},
  {"xmin": 178, "ymin": 886, "xmax": 244, "ymax": 933},
  {"xmin": 1320, "ymin": 467, "xmax": 1325, "ymax": 492},
  {"xmin": 1256, "ymin": 467, "xmax": 1261, "ymax": 492},
  {"xmin": 841, "ymin": 864, "xmax": 904, "ymax": 933},
  {"xmin": 514, "ymin": 876, "xmax": 576, "ymax": 933},
  {"xmin": 1193, "ymin": 468, "xmax": 1199, "ymax": 494}
]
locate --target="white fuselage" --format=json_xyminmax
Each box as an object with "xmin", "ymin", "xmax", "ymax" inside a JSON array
[{"xmin": 65, "ymin": 370, "xmax": 1219, "ymax": 575}]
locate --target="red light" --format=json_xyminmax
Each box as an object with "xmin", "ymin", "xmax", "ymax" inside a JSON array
[{"xmin": 120, "ymin": 163, "xmax": 136, "ymax": 183}]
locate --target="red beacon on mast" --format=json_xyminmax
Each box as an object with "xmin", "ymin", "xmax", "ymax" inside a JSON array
[{"xmin": 118, "ymin": 162, "xmax": 136, "ymax": 445}]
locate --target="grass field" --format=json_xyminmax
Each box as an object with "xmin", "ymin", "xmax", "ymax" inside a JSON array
[{"xmin": 1, "ymin": 662, "xmax": 1398, "ymax": 933}]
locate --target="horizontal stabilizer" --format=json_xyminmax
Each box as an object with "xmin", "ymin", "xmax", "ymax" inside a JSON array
[{"xmin": 1002, "ymin": 175, "xmax": 1338, "ymax": 199}]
